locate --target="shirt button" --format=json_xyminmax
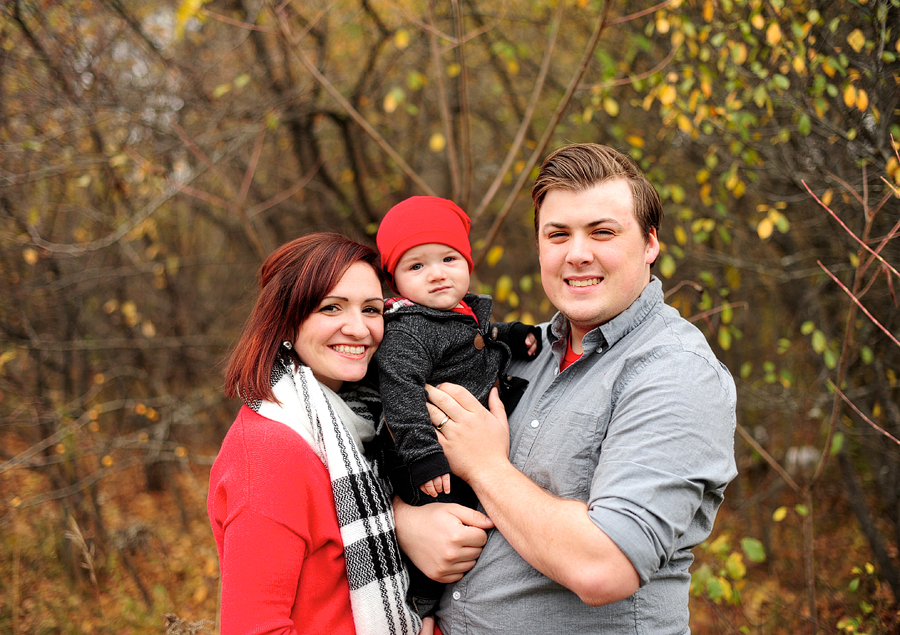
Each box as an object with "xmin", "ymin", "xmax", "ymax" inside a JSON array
[
  {"xmin": 530, "ymin": 419, "xmax": 540, "ymax": 428},
  {"xmin": 453, "ymin": 591, "xmax": 461, "ymax": 600}
]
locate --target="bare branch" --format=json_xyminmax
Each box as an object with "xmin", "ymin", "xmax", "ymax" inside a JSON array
[
  {"xmin": 474, "ymin": 0, "xmax": 615, "ymax": 265},
  {"xmin": 828, "ymin": 379, "xmax": 900, "ymax": 446},
  {"xmin": 472, "ymin": 0, "xmax": 564, "ymax": 221},
  {"xmin": 818, "ymin": 261, "xmax": 900, "ymax": 349}
]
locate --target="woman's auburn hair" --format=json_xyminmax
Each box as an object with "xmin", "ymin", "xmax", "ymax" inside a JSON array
[{"xmin": 224, "ymin": 232, "xmax": 382, "ymax": 404}]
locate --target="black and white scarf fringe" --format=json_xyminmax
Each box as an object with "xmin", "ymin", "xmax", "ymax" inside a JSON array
[{"xmin": 248, "ymin": 358, "xmax": 421, "ymax": 635}]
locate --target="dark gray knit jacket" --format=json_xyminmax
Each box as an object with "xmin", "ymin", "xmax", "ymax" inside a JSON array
[{"xmin": 375, "ymin": 293, "xmax": 538, "ymax": 505}]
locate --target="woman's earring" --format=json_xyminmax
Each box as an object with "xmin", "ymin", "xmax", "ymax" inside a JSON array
[{"xmin": 283, "ymin": 341, "xmax": 292, "ymax": 350}]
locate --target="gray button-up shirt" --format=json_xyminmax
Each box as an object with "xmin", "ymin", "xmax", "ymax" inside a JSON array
[{"xmin": 436, "ymin": 277, "xmax": 738, "ymax": 635}]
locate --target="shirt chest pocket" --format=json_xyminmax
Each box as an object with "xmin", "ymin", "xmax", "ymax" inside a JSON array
[{"xmin": 521, "ymin": 408, "xmax": 610, "ymax": 501}]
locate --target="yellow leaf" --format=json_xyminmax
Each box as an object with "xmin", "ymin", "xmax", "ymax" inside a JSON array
[
  {"xmin": 847, "ymin": 29, "xmax": 866, "ymax": 53},
  {"xmin": 856, "ymin": 89, "xmax": 869, "ymax": 111},
  {"xmin": 726, "ymin": 172, "xmax": 739, "ymax": 191},
  {"xmin": 394, "ymin": 29, "xmax": 410, "ymax": 49},
  {"xmin": 677, "ymin": 114, "xmax": 692, "ymax": 133},
  {"xmin": 843, "ymin": 84, "xmax": 857, "ymax": 108},
  {"xmin": 772, "ymin": 506, "xmax": 788, "ymax": 522},
  {"xmin": 674, "ymin": 225, "xmax": 687, "ymax": 246},
  {"xmin": 656, "ymin": 17, "xmax": 670, "ymax": 34},
  {"xmin": 447, "ymin": 63, "xmax": 461, "ymax": 78},
  {"xmin": 751, "ymin": 13, "xmax": 765, "ymax": 30},
  {"xmin": 383, "ymin": 92, "xmax": 398, "ymax": 113},
  {"xmin": 603, "ymin": 97, "xmax": 619, "ymax": 117},
  {"xmin": 429, "ymin": 133, "xmax": 446, "ymax": 152},
  {"xmin": 23, "ymin": 248, "xmax": 38, "ymax": 265},
  {"xmin": 660, "ymin": 85, "xmax": 677, "ymax": 106},
  {"xmin": 822, "ymin": 59, "xmax": 836, "ymax": 77},
  {"xmin": 626, "ymin": 135, "xmax": 645, "ymax": 149},
  {"xmin": 732, "ymin": 43, "xmax": 748, "ymax": 65},
  {"xmin": 193, "ymin": 584, "xmax": 209, "ymax": 604},
  {"xmin": 766, "ymin": 23, "xmax": 782, "ymax": 46},
  {"xmin": 702, "ymin": 0, "xmax": 714, "ymax": 22},
  {"xmin": 486, "ymin": 245, "xmax": 504, "ymax": 266},
  {"xmin": 822, "ymin": 188, "xmax": 833, "ymax": 206},
  {"xmin": 101, "ymin": 455, "xmax": 114, "ymax": 467},
  {"xmin": 212, "ymin": 82, "xmax": 231, "ymax": 99},
  {"xmin": 792, "ymin": 55, "xmax": 806, "ymax": 75},
  {"xmin": 175, "ymin": 0, "xmax": 206, "ymax": 40},
  {"xmin": 757, "ymin": 218, "xmax": 774, "ymax": 239},
  {"xmin": 495, "ymin": 275, "xmax": 513, "ymax": 303}
]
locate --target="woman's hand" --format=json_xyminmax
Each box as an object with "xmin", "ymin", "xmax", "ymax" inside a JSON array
[{"xmin": 393, "ymin": 497, "xmax": 493, "ymax": 582}]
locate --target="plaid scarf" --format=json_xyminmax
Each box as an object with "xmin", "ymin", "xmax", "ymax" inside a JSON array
[{"xmin": 249, "ymin": 358, "xmax": 421, "ymax": 635}]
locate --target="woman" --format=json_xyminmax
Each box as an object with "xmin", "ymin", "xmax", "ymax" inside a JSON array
[{"xmin": 208, "ymin": 233, "xmax": 426, "ymax": 635}]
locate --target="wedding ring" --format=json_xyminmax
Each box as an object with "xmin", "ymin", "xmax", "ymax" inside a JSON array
[{"xmin": 436, "ymin": 415, "xmax": 450, "ymax": 431}]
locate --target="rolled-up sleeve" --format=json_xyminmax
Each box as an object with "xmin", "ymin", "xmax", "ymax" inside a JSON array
[{"xmin": 586, "ymin": 350, "xmax": 737, "ymax": 585}]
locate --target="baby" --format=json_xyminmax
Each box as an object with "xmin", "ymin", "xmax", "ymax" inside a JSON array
[{"xmin": 375, "ymin": 196, "xmax": 540, "ymax": 616}]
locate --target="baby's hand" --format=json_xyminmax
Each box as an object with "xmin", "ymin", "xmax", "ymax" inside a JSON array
[
  {"xmin": 420, "ymin": 473, "xmax": 452, "ymax": 497},
  {"xmin": 525, "ymin": 333, "xmax": 538, "ymax": 357}
]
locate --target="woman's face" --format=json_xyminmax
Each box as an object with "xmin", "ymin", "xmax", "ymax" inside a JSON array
[{"xmin": 292, "ymin": 262, "xmax": 384, "ymax": 392}]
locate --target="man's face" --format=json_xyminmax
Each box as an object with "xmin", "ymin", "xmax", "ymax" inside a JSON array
[{"xmin": 537, "ymin": 179, "xmax": 659, "ymax": 349}]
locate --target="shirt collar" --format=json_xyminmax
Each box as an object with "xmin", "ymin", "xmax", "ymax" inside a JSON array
[{"xmin": 548, "ymin": 276, "xmax": 663, "ymax": 353}]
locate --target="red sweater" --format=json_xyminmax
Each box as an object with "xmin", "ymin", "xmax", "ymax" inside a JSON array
[{"xmin": 208, "ymin": 406, "xmax": 356, "ymax": 635}]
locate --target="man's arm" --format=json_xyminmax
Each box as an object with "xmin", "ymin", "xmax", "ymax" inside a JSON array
[
  {"xmin": 392, "ymin": 496, "xmax": 494, "ymax": 582},
  {"xmin": 425, "ymin": 384, "xmax": 640, "ymax": 606}
]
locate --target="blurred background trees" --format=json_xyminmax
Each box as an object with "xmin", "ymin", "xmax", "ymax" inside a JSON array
[{"xmin": 1, "ymin": 0, "xmax": 897, "ymax": 632}]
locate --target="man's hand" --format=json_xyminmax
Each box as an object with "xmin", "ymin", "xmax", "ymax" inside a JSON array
[
  {"xmin": 420, "ymin": 472, "xmax": 451, "ymax": 497},
  {"xmin": 392, "ymin": 497, "xmax": 494, "ymax": 583},
  {"xmin": 425, "ymin": 383, "xmax": 510, "ymax": 486}
]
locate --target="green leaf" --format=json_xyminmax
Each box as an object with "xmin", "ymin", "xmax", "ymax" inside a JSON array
[
  {"xmin": 706, "ymin": 577, "xmax": 725, "ymax": 601},
  {"xmin": 800, "ymin": 321, "xmax": 815, "ymax": 335},
  {"xmin": 741, "ymin": 537, "xmax": 766, "ymax": 563},
  {"xmin": 824, "ymin": 349, "xmax": 838, "ymax": 369},
  {"xmin": 849, "ymin": 577, "xmax": 860, "ymax": 592},
  {"xmin": 659, "ymin": 254, "xmax": 677, "ymax": 279},
  {"xmin": 861, "ymin": 346, "xmax": 873, "ymax": 364},
  {"xmin": 811, "ymin": 330, "xmax": 827, "ymax": 354},
  {"xmin": 798, "ymin": 114, "xmax": 811, "ymax": 136},
  {"xmin": 830, "ymin": 431, "xmax": 844, "ymax": 455},
  {"xmin": 718, "ymin": 326, "xmax": 733, "ymax": 350},
  {"xmin": 726, "ymin": 552, "xmax": 747, "ymax": 580},
  {"xmin": 795, "ymin": 504, "xmax": 809, "ymax": 517}
]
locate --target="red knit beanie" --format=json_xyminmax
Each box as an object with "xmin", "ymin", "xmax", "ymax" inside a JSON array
[{"xmin": 377, "ymin": 196, "xmax": 474, "ymax": 277}]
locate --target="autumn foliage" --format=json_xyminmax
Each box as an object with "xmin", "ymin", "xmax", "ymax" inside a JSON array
[{"xmin": 1, "ymin": 0, "xmax": 898, "ymax": 633}]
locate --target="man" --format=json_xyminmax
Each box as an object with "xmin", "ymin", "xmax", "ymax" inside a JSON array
[{"xmin": 423, "ymin": 143, "xmax": 738, "ymax": 634}]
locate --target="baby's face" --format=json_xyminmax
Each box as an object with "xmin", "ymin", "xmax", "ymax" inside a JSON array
[{"xmin": 393, "ymin": 243, "xmax": 470, "ymax": 310}]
